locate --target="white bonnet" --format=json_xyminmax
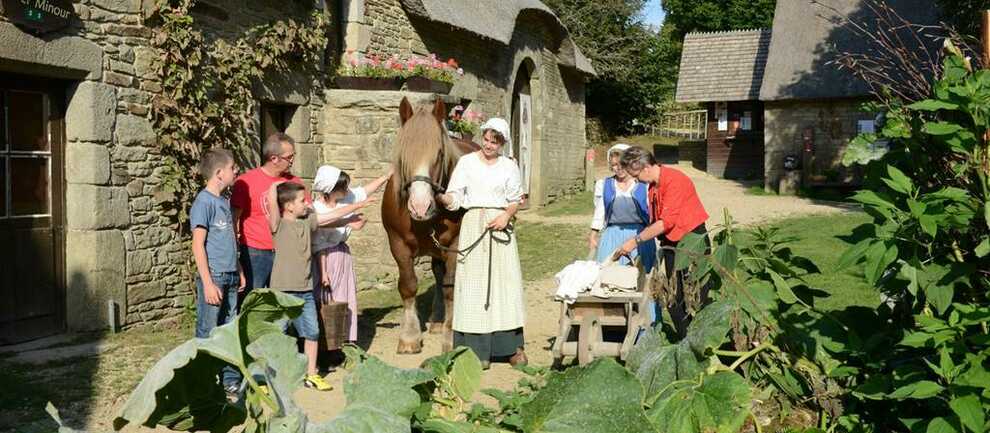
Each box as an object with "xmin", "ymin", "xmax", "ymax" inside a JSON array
[
  {"xmin": 313, "ymin": 165, "xmax": 342, "ymax": 194},
  {"xmin": 607, "ymin": 143, "xmax": 630, "ymax": 160},
  {"xmin": 479, "ymin": 118, "xmax": 512, "ymax": 148}
]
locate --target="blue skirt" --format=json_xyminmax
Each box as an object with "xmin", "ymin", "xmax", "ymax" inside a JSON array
[{"xmin": 595, "ymin": 224, "xmax": 660, "ymax": 325}]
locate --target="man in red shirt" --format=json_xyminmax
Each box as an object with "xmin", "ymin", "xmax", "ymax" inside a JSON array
[
  {"xmin": 617, "ymin": 146, "xmax": 710, "ymax": 337},
  {"xmin": 232, "ymin": 132, "xmax": 309, "ymax": 292}
]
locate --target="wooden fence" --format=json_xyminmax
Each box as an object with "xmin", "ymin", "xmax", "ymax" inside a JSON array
[{"xmin": 652, "ymin": 110, "xmax": 707, "ymax": 141}]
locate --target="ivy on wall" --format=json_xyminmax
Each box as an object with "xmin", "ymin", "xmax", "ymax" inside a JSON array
[{"xmin": 148, "ymin": 0, "xmax": 329, "ymax": 225}]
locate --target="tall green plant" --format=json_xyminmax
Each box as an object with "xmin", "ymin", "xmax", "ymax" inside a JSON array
[{"xmin": 837, "ymin": 40, "xmax": 990, "ymax": 432}]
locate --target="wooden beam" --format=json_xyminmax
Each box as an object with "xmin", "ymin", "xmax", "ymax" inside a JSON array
[{"xmin": 983, "ymin": 10, "xmax": 990, "ymax": 67}]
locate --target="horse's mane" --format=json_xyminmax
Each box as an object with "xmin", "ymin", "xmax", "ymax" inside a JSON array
[{"xmin": 393, "ymin": 107, "xmax": 465, "ymax": 202}]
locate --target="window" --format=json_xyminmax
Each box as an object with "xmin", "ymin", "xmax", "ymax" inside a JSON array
[
  {"xmin": 259, "ymin": 103, "xmax": 297, "ymax": 157},
  {"xmin": 741, "ymin": 111, "xmax": 752, "ymax": 131},
  {"xmin": 1, "ymin": 90, "xmax": 51, "ymax": 218},
  {"xmin": 716, "ymin": 102, "xmax": 728, "ymax": 131}
]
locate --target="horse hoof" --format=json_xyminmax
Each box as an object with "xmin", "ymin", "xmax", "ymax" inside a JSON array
[
  {"xmin": 397, "ymin": 340, "xmax": 422, "ymax": 354},
  {"xmin": 428, "ymin": 322, "xmax": 444, "ymax": 334}
]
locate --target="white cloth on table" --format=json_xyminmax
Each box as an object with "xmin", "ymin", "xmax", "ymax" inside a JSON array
[
  {"xmin": 311, "ymin": 186, "xmax": 367, "ymax": 252},
  {"xmin": 444, "ymin": 152, "xmax": 524, "ymax": 211},
  {"xmin": 554, "ymin": 260, "xmax": 601, "ymax": 304}
]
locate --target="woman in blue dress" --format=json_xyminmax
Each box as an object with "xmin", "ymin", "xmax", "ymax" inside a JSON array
[{"xmin": 588, "ymin": 143, "xmax": 658, "ymax": 321}]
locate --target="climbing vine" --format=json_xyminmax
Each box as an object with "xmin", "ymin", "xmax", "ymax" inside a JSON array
[{"xmin": 148, "ymin": 0, "xmax": 329, "ymax": 225}]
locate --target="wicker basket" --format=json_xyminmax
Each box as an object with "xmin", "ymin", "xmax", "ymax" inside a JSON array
[{"xmin": 320, "ymin": 301, "xmax": 349, "ymax": 350}]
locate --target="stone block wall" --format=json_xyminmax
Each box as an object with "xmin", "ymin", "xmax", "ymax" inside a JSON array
[
  {"xmin": 763, "ymin": 99, "xmax": 872, "ymax": 191},
  {"xmin": 357, "ymin": 0, "xmax": 589, "ymax": 207},
  {"xmin": 1, "ymin": 0, "xmax": 328, "ymax": 332}
]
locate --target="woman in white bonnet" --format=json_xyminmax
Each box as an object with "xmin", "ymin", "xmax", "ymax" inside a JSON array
[
  {"xmin": 438, "ymin": 118, "xmax": 528, "ymax": 369},
  {"xmin": 311, "ymin": 164, "xmax": 391, "ymax": 344}
]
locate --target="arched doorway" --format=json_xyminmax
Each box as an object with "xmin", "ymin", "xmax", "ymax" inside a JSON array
[{"xmin": 510, "ymin": 59, "xmax": 535, "ymax": 204}]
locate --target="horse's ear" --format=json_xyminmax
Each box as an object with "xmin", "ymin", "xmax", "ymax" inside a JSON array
[
  {"xmin": 432, "ymin": 97, "xmax": 446, "ymax": 125},
  {"xmin": 399, "ymin": 97, "xmax": 413, "ymax": 126}
]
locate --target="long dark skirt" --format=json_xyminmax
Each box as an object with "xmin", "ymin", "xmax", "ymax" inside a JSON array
[
  {"xmin": 453, "ymin": 328, "xmax": 524, "ymax": 362},
  {"xmin": 659, "ymin": 223, "xmax": 712, "ymax": 337}
]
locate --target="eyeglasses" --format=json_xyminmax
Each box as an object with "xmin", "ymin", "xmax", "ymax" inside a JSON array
[{"xmin": 277, "ymin": 153, "xmax": 295, "ymax": 163}]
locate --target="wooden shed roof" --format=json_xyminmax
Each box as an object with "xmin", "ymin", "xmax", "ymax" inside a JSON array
[
  {"xmin": 400, "ymin": 0, "xmax": 596, "ymax": 75},
  {"xmin": 675, "ymin": 29, "xmax": 771, "ymax": 103}
]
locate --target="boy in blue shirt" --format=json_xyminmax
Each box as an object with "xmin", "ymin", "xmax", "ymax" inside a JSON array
[{"xmin": 189, "ymin": 148, "xmax": 246, "ymax": 400}]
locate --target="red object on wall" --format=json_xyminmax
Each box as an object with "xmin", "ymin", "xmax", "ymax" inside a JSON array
[
  {"xmin": 802, "ymin": 127, "xmax": 815, "ymax": 152},
  {"xmin": 586, "ymin": 148, "xmax": 595, "ymax": 162}
]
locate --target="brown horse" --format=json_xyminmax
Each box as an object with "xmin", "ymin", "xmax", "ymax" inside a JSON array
[{"xmin": 382, "ymin": 97, "xmax": 478, "ymax": 354}]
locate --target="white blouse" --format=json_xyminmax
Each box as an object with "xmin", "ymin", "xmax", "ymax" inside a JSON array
[
  {"xmin": 311, "ymin": 186, "xmax": 367, "ymax": 252},
  {"xmin": 590, "ymin": 178, "xmax": 641, "ymax": 231},
  {"xmin": 445, "ymin": 152, "xmax": 524, "ymax": 210}
]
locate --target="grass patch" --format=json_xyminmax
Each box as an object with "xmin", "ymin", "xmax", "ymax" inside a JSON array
[
  {"xmin": 744, "ymin": 185, "xmax": 857, "ymax": 203},
  {"xmin": 516, "ymin": 221, "xmax": 587, "ymax": 281},
  {"xmin": 0, "ymin": 320, "xmax": 193, "ymax": 433},
  {"xmin": 745, "ymin": 212, "xmax": 876, "ymax": 311},
  {"xmin": 538, "ymin": 190, "xmax": 593, "ymax": 217},
  {"xmin": 745, "ymin": 185, "xmax": 776, "ymax": 196},
  {"xmin": 615, "ymin": 135, "xmax": 682, "ymax": 148}
]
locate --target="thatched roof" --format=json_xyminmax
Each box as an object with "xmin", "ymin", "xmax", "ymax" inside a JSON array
[
  {"xmin": 760, "ymin": 0, "xmax": 940, "ymax": 101},
  {"xmin": 675, "ymin": 29, "xmax": 771, "ymax": 103},
  {"xmin": 400, "ymin": 0, "xmax": 596, "ymax": 75}
]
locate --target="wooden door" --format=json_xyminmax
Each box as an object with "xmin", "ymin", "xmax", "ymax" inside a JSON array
[{"xmin": 0, "ymin": 74, "xmax": 66, "ymax": 345}]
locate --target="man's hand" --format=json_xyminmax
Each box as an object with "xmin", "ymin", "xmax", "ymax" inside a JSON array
[
  {"xmin": 487, "ymin": 212, "xmax": 511, "ymax": 231},
  {"xmin": 238, "ymin": 271, "xmax": 247, "ymax": 293},
  {"xmin": 203, "ymin": 280, "xmax": 223, "ymax": 306}
]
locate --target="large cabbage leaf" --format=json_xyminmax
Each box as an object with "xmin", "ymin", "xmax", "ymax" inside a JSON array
[
  {"xmin": 521, "ymin": 358, "xmax": 656, "ymax": 433},
  {"xmin": 645, "ymin": 371, "xmax": 752, "ymax": 433}
]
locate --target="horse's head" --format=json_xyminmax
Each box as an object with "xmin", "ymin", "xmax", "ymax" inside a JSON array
[{"xmin": 394, "ymin": 97, "xmax": 455, "ymax": 221}]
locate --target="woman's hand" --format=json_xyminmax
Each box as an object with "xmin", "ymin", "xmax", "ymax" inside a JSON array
[
  {"xmin": 437, "ymin": 193, "xmax": 453, "ymax": 207},
  {"xmin": 588, "ymin": 230, "xmax": 599, "ymax": 253},
  {"xmin": 487, "ymin": 212, "xmax": 511, "ymax": 231}
]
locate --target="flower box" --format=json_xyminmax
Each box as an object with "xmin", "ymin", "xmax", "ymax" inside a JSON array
[
  {"xmin": 334, "ymin": 76, "xmax": 404, "ymax": 91},
  {"xmin": 405, "ymin": 76, "xmax": 453, "ymax": 94}
]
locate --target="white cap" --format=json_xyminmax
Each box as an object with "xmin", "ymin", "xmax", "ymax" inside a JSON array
[
  {"xmin": 479, "ymin": 117, "xmax": 512, "ymax": 148},
  {"xmin": 607, "ymin": 143, "xmax": 631, "ymax": 160},
  {"xmin": 313, "ymin": 165, "xmax": 342, "ymax": 193}
]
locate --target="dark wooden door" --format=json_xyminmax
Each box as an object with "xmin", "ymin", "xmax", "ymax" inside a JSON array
[{"xmin": 0, "ymin": 74, "xmax": 66, "ymax": 345}]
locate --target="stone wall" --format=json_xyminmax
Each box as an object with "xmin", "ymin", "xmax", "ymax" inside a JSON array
[
  {"xmin": 356, "ymin": 0, "xmax": 589, "ymax": 206},
  {"xmin": 763, "ymin": 99, "xmax": 872, "ymax": 192},
  {"xmin": 0, "ymin": 0, "xmax": 328, "ymax": 332}
]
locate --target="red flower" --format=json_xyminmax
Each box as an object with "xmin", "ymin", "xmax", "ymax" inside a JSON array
[{"xmin": 447, "ymin": 58, "xmax": 458, "ymax": 68}]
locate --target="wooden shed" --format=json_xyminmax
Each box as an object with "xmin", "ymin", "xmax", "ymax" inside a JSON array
[{"xmin": 675, "ymin": 29, "xmax": 771, "ymax": 180}]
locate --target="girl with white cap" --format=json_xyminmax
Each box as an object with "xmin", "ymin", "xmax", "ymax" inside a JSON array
[
  {"xmin": 438, "ymin": 118, "xmax": 527, "ymax": 369},
  {"xmin": 311, "ymin": 164, "xmax": 392, "ymax": 344}
]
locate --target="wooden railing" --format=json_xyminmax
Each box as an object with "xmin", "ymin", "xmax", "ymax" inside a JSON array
[{"xmin": 653, "ymin": 110, "xmax": 707, "ymax": 140}]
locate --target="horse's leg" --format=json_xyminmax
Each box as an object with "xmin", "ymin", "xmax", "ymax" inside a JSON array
[
  {"xmin": 393, "ymin": 248, "xmax": 423, "ymax": 354},
  {"xmin": 428, "ymin": 258, "xmax": 446, "ymax": 334},
  {"xmin": 441, "ymin": 250, "xmax": 457, "ymax": 352}
]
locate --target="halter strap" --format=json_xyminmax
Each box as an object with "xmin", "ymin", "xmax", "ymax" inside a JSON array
[{"xmin": 404, "ymin": 175, "xmax": 446, "ymax": 193}]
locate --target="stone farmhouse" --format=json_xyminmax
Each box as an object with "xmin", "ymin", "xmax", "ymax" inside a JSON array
[
  {"xmin": 674, "ymin": 0, "xmax": 937, "ymax": 192},
  {"xmin": 0, "ymin": 0, "xmax": 594, "ymax": 344}
]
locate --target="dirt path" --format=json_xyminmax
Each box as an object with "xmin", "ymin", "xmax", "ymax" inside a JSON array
[
  {"xmin": 294, "ymin": 166, "xmax": 854, "ymax": 420},
  {"xmin": 295, "ymin": 277, "xmax": 561, "ymax": 422}
]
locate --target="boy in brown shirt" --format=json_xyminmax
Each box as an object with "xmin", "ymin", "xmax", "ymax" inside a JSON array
[{"xmin": 265, "ymin": 181, "xmax": 372, "ymax": 390}]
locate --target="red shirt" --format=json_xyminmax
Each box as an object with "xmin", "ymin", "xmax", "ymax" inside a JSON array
[
  {"xmin": 649, "ymin": 165, "xmax": 709, "ymax": 242},
  {"xmin": 231, "ymin": 168, "xmax": 307, "ymax": 250}
]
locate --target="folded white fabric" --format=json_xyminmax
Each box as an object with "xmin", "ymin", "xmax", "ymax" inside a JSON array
[{"xmin": 554, "ymin": 260, "xmax": 601, "ymax": 304}]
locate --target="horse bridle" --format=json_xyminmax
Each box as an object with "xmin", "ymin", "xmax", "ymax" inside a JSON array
[{"xmin": 404, "ymin": 175, "xmax": 446, "ymax": 194}]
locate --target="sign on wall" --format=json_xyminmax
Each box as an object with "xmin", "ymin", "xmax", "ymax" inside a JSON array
[{"xmin": 2, "ymin": 0, "xmax": 76, "ymax": 34}]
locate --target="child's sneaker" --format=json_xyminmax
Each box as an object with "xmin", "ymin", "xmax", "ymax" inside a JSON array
[
  {"xmin": 305, "ymin": 374, "xmax": 333, "ymax": 391},
  {"xmin": 223, "ymin": 383, "xmax": 241, "ymax": 403}
]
